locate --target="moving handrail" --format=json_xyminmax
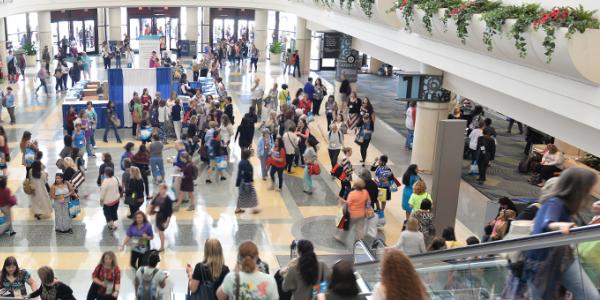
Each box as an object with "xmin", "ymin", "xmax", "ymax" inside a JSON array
[{"xmin": 353, "ymin": 223, "xmax": 600, "ymax": 267}]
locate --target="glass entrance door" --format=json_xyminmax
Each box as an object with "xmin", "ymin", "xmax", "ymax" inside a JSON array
[
  {"xmin": 51, "ymin": 21, "xmax": 71, "ymax": 55},
  {"xmin": 84, "ymin": 20, "xmax": 96, "ymax": 53},
  {"xmin": 223, "ymin": 19, "xmax": 235, "ymax": 41},
  {"xmin": 213, "ymin": 18, "xmax": 224, "ymax": 44},
  {"xmin": 73, "ymin": 21, "xmax": 84, "ymax": 54},
  {"xmin": 238, "ymin": 20, "xmax": 248, "ymax": 41}
]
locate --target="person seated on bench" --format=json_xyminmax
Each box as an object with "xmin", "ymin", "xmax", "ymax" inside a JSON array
[{"xmin": 536, "ymin": 144, "xmax": 564, "ymax": 186}]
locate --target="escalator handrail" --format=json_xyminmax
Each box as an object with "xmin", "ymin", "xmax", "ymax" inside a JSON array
[
  {"xmin": 353, "ymin": 240, "xmax": 376, "ymax": 263},
  {"xmin": 355, "ymin": 223, "xmax": 600, "ymax": 266}
]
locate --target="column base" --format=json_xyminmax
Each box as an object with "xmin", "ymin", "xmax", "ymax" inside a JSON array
[{"xmin": 178, "ymin": 40, "xmax": 198, "ymax": 57}]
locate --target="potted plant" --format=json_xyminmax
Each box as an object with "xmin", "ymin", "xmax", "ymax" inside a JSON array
[
  {"xmin": 269, "ymin": 40, "xmax": 284, "ymax": 65},
  {"xmin": 21, "ymin": 42, "xmax": 37, "ymax": 66}
]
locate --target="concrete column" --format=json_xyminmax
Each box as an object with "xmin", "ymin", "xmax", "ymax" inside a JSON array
[
  {"xmin": 201, "ymin": 7, "xmax": 210, "ymax": 52},
  {"xmin": 410, "ymin": 101, "xmax": 450, "ymax": 173},
  {"xmin": 0, "ymin": 19, "xmax": 7, "ymax": 80},
  {"xmin": 185, "ymin": 7, "xmax": 198, "ymax": 41},
  {"xmin": 368, "ymin": 57, "xmax": 383, "ymax": 74},
  {"xmin": 97, "ymin": 8, "xmax": 107, "ymax": 44},
  {"xmin": 254, "ymin": 9, "xmax": 268, "ymax": 62},
  {"xmin": 37, "ymin": 11, "xmax": 52, "ymax": 60},
  {"xmin": 108, "ymin": 7, "xmax": 122, "ymax": 43},
  {"xmin": 295, "ymin": 18, "xmax": 311, "ymax": 75}
]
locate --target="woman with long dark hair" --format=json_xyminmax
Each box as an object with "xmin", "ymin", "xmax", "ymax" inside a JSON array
[
  {"xmin": 0, "ymin": 256, "xmax": 38, "ymax": 297},
  {"xmin": 49, "ymin": 173, "xmax": 76, "ymax": 234},
  {"xmin": 235, "ymin": 149, "xmax": 259, "ymax": 214},
  {"xmin": 235, "ymin": 116, "xmax": 255, "ymax": 152},
  {"xmin": 302, "ymin": 134, "xmax": 318, "ymax": 195},
  {"xmin": 323, "ymin": 260, "xmax": 364, "ymax": 300},
  {"xmin": 401, "ymin": 164, "xmax": 420, "ymax": 220},
  {"xmin": 283, "ymin": 240, "xmax": 330, "ymax": 299},
  {"xmin": 29, "ymin": 161, "xmax": 52, "ymax": 220},
  {"xmin": 525, "ymin": 167, "xmax": 599, "ymax": 300},
  {"xmin": 268, "ymin": 137, "xmax": 286, "ymax": 191},
  {"xmin": 132, "ymin": 145, "xmax": 151, "ymax": 199},
  {"xmin": 103, "ymin": 101, "xmax": 122, "ymax": 143}
]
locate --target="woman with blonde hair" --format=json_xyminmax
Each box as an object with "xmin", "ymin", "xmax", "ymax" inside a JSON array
[
  {"xmin": 126, "ymin": 166, "xmax": 145, "ymax": 217},
  {"xmin": 187, "ymin": 239, "xmax": 230, "ymax": 298},
  {"xmin": 89, "ymin": 251, "xmax": 121, "ymax": 300},
  {"xmin": 408, "ymin": 179, "xmax": 432, "ymax": 212},
  {"xmin": 217, "ymin": 241, "xmax": 277, "ymax": 299},
  {"xmin": 371, "ymin": 249, "xmax": 428, "ymax": 300},
  {"xmin": 393, "ymin": 218, "xmax": 426, "ymax": 255},
  {"xmin": 335, "ymin": 177, "xmax": 370, "ymax": 244}
]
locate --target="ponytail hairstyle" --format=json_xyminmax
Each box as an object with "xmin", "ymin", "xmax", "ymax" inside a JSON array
[
  {"xmin": 297, "ymin": 239, "xmax": 319, "ymax": 286},
  {"xmin": 238, "ymin": 241, "xmax": 258, "ymax": 273}
]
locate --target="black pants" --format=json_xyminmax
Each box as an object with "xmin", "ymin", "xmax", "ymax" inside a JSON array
[
  {"xmin": 508, "ymin": 119, "xmax": 523, "ymax": 133},
  {"xmin": 250, "ymin": 58, "xmax": 258, "ymax": 72},
  {"xmin": 295, "ymin": 143, "xmax": 306, "ymax": 166},
  {"xmin": 269, "ymin": 166, "xmax": 284, "ymax": 189},
  {"xmin": 292, "ymin": 64, "xmax": 300, "ymax": 77},
  {"xmin": 328, "ymin": 149, "xmax": 340, "ymax": 168},
  {"xmin": 103, "ymin": 203, "xmax": 119, "ymax": 223},
  {"xmin": 55, "ymin": 77, "xmax": 63, "ymax": 91},
  {"xmin": 478, "ymin": 158, "xmax": 490, "ymax": 181},
  {"xmin": 61, "ymin": 74, "xmax": 68, "ymax": 90},
  {"xmin": 130, "ymin": 250, "xmax": 144, "ymax": 269},
  {"xmin": 312, "ymin": 98, "xmax": 323, "ymax": 115},
  {"xmin": 285, "ymin": 154, "xmax": 295, "ymax": 173},
  {"xmin": 360, "ymin": 140, "xmax": 371, "ymax": 162},
  {"xmin": 193, "ymin": 71, "xmax": 199, "ymax": 82},
  {"xmin": 200, "ymin": 69, "xmax": 209, "ymax": 77},
  {"xmin": 141, "ymin": 172, "xmax": 150, "ymax": 197},
  {"xmin": 339, "ymin": 179, "xmax": 351, "ymax": 199},
  {"xmin": 129, "ymin": 199, "xmax": 142, "ymax": 216},
  {"xmin": 132, "ymin": 122, "xmax": 138, "ymax": 136},
  {"xmin": 103, "ymin": 57, "xmax": 111, "ymax": 69},
  {"xmin": 326, "ymin": 112, "xmax": 334, "ymax": 129},
  {"xmin": 540, "ymin": 165, "xmax": 561, "ymax": 181},
  {"xmin": 36, "ymin": 79, "xmax": 48, "ymax": 93}
]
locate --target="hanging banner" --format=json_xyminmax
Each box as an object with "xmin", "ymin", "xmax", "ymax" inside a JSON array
[
  {"xmin": 323, "ymin": 32, "xmax": 341, "ymax": 59},
  {"xmin": 335, "ymin": 34, "xmax": 360, "ymax": 82}
]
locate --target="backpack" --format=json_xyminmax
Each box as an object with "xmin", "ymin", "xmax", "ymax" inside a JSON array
[
  {"xmin": 137, "ymin": 267, "xmax": 160, "ymax": 300},
  {"xmin": 24, "ymin": 148, "xmax": 36, "ymax": 167},
  {"xmin": 188, "ymin": 264, "xmax": 217, "ymax": 300}
]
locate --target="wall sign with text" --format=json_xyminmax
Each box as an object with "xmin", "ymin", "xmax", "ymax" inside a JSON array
[{"xmin": 397, "ymin": 74, "xmax": 448, "ymax": 102}]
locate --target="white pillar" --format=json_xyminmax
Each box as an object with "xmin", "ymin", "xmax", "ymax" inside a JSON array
[
  {"xmin": 0, "ymin": 18, "xmax": 7, "ymax": 80},
  {"xmin": 108, "ymin": 7, "xmax": 122, "ymax": 43},
  {"xmin": 37, "ymin": 11, "xmax": 52, "ymax": 60},
  {"xmin": 368, "ymin": 57, "xmax": 383, "ymax": 74},
  {"xmin": 295, "ymin": 17, "xmax": 311, "ymax": 75},
  {"xmin": 254, "ymin": 9, "xmax": 268, "ymax": 62},
  {"xmin": 410, "ymin": 101, "xmax": 450, "ymax": 174},
  {"xmin": 185, "ymin": 7, "xmax": 198, "ymax": 41},
  {"xmin": 97, "ymin": 8, "xmax": 107, "ymax": 43},
  {"xmin": 201, "ymin": 7, "xmax": 210, "ymax": 52}
]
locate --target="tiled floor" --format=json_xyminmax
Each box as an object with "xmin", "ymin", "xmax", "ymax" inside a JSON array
[{"xmin": 0, "ymin": 56, "xmax": 492, "ymax": 298}]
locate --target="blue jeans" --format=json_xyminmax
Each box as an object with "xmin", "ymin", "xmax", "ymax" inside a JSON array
[
  {"xmin": 103, "ymin": 122, "xmax": 122, "ymax": 142},
  {"xmin": 90, "ymin": 129, "xmax": 96, "ymax": 146},
  {"xmin": 159, "ymin": 122, "xmax": 166, "ymax": 142},
  {"xmin": 303, "ymin": 166, "xmax": 313, "ymax": 192},
  {"xmin": 85, "ymin": 139, "xmax": 94, "ymax": 156},
  {"xmin": 150, "ymin": 156, "xmax": 165, "ymax": 179},
  {"xmin": 406, "ymin": 129, "xmax": 414, "ymax": 149}
]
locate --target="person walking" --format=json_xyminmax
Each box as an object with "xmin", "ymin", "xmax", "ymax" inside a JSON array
[
  {"xmin": 303, "ymin": 138, "xmax": 318, "ymax": 195},
  {"xmin": 101, "ymin": 42, "xmax": 112, "ymax": 69},
  {"xmin": 177, "ymin": 153, "xmax": 197, "ymax": 211},
  {"xmin": 103, "ymin": 101, "xmax": 122, "ymax": 143},
  {"xmin": 401, "ymin": 164, "xmax": 420, "ymax": 220},
  {"xmin": 81, "ymin": 52, "xmax": 92, "ymax": 79},
  {"xmin": 125, "ymin": 166, "xmax": 145, "ymax": 217},
  {"xmin": 249, "ymin": 44, "xmax": 259, "ymax": 72},
  {"xmin": 394, "ymin": 218, "xmax": 426, "ymax": 255},
  {"xmin": 283, "ymin": 127, "xmax": 299, "ymax": 173},
  {"xmin": 60, "ymin": 60, "xmax": 69, "ymax": 90},
  {"xmin": 28, "ymin": 161, "xmax": 53, "ymax": 220},
  {"xmin": 405, "ymin": 101, "xmax": 416, "ymax": 150},
  {"xmin": 54, "ymin": 65, "xmax": 64, "ymax": 92},
  {"xmin": 147, "ymin": 183, "xmax": 173, "ymax": 252},
  {"xmin": 312, "ymin": 78, "xmax": 327, "ymax": 116},
  {"xmin": 328, "ymin": 123, "xmax": 343, "ymax": 168},
  {"xmin": 476, "ymin": 127, "xmax": 496, "ymax": 184},
  {"xmin": 411, "ymin": 199, "xmax": 435, "ymax": 246},
  {"xmin": 250, "ymin": 78, "xmax": 264, "ymax": 119},
  {"xmin": 355, "ymin": 114, "xmax": 374, "ymax": 164},
  {"xmin": 35, "ymin": 66, "xmax": 48, "ymax": 95},
  {"xmin": 235, "ymin": 149, "xmax": 259, "ymax": 214},
  {"xmin": 149, "ymin": 134, "xmax": 165, "ymax": 184},
  {"xmin": 49, "ymin": 173, "xmax": 76, "ymax": 234},
  {"xmin": 99, "ymin": 167, "xmax": 120, "ymax": 231},
  {"xmin": 16, "ymin": 54, "xmax": 26, "ymax": 81},
  {"xmin": 132, "ymin": 145, "xmax": 151, "ymax": 199},
  {"xmin": 335, "ymin": 177, "xmax": 369, "ymax": 244},
  {"xmin": 325, "ymin": 95, "xmax": 338, "ymax": 129},
  {"xmin": 120, "ymin": 211, "xmax": 154, "ymax": 269},
  {"xmin": 171, "ymin": 98, "xmax": 183, "ymax": 141},
  {"xmin": 283, "ymin": 48, "xmax": 292, "ymax": 74},
  {"xmin": 292, "ymin": 50, "xmax": 300, "ymax": 77},
  {"xmin": 268, "ymin": 137, "xmax": 286, "ymax": 192},
  {"xmin": 339, "ymin": 78, "xmax": 352, "ymax": 116},
  {"xmin": 42, "ymin": 46, "xmax": 51, "ymax": 74},
  {"xmin": 85, "ymin": 101, "xmax": 98, "ymax": 148},
  {"xmin": 257, "ymin": 130, "xmax": 273, "ymax": 181},
  {"xmin": 4, "ymin": 87, "xmax": 16, "ymax": 125},
  {"xmin": 186, "ymin": 239, "xmax": 230, "ymax": 299},
  {"xmin": 89, "ymin": 251, "xmax": 121, "ymax": 300},
  {"xmin": 234, "ymin": 116, "xmax": 255, "ymax": 152}
]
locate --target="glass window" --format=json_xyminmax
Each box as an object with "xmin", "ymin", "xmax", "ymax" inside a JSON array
[
  {"xmin": 6, "ymin": 14, "xmax": 27, "ymax": 49},
  {"xmin": 28, "ymin": 13, "xmax": 38, "ymax": 32}
]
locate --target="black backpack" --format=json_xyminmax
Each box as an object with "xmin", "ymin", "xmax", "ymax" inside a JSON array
[{"xmin": 129, "ymin": 99, "xmax": 135, "ymax": 113}]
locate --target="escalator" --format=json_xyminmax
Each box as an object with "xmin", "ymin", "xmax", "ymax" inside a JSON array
[{"xmin": 352, "ymin": 224, "xmax": 600, "ymax": 299}]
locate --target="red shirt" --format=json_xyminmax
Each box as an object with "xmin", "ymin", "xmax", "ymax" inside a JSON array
[
  {"xmin": 270, "ymin": 148, "xmax": 286, "ymax": 168},
  {"xmin": 0, "ymin": 188, "xmax": 14, "ymax": 207},
  {"xmin": 92, "ymin": 264, "xmax": 121, "ymax": 295}
]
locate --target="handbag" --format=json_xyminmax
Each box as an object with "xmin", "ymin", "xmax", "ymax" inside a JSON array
[
  {"xmin": 469, "ymin": 163, "xmax": 479, "ymax": 174},
  {"xmin": 68, "ymin": 198, "xmax": 81, "ymax": 218},
  {"xmin": 330, "ymin": 163, "xmax": 347, "ymax": 181},
  {"xmin": 308, "ymin": 163, "xmax": 321, "ymax": 176},
  {"xmin": 110, "ymin": 114, "xmax": 121, "ymax": 127},
  {"xmin": 354, "ymin": 134, "xmax": 365, "ymax": 145},
  {"xmin": 22, "ymin": 178, "xmax": 35, "ymax": 195},
  {"xmin": 216, "ymin": 156, "xmax": 227, "ymax": 171},
  {"xmin": 307, "ymin": 133, "xmax": 319, "ymax": 146}
]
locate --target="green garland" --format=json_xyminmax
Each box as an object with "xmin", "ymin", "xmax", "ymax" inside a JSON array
[
  {"xmin": 383, "ymin": 0, "xmax": 598, "ymax": 62},
  {"xmin": 359, "ymin": 0, "xmax": 375, "ymax": 18}
]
